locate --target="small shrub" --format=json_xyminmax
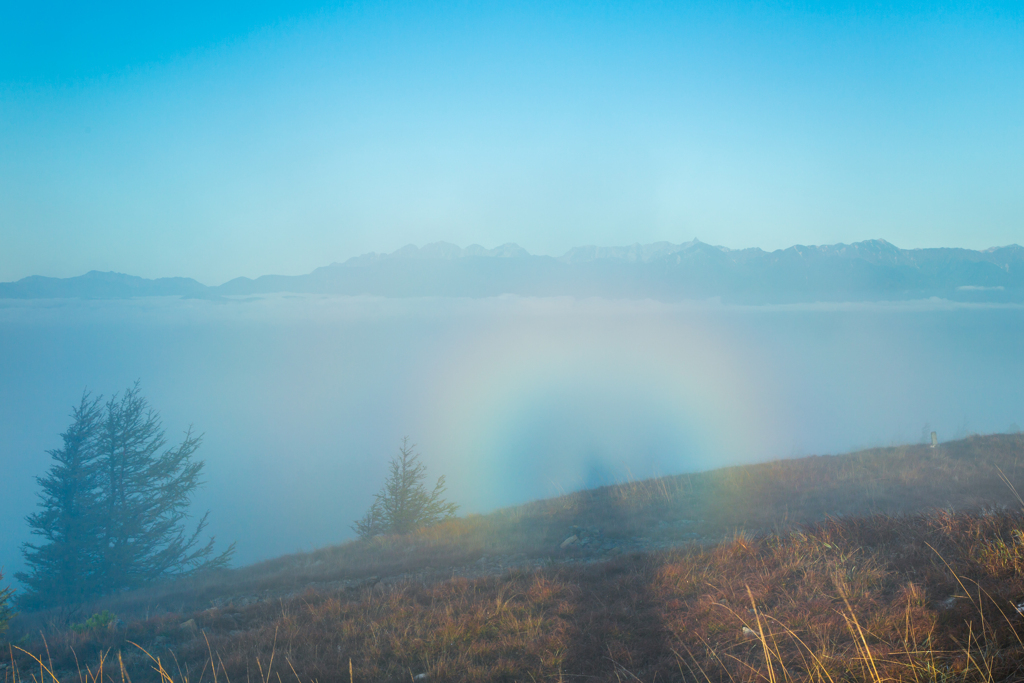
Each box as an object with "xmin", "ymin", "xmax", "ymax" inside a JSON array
[
  {"xmin": 70, "ymin": 610, "xmax": 117, "ymax": 633},
  {"xmin": 354, "ymin": 438, "xmax": 458, "ymax": 538}
]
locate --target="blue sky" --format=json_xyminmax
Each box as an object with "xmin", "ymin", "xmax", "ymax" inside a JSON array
[{"xmin": 2, "ymin": 1, "xmax": 1022, "ymax": 284}]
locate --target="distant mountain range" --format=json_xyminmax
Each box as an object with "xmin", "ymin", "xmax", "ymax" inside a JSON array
[{"xmin": 4, "ymin": 239, "xmax": 1023, "ymax": 304}]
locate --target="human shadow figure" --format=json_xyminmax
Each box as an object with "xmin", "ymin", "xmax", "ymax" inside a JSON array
[{"xmin": 554, "ymin": 550, "xmax": 680, "ymax": 681}]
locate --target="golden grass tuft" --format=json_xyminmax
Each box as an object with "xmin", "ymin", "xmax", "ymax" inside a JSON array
[
  {"xmin": 10, "ymin": 506, "xmax": 1024, "ymax": 681},
  {"xmin": 8, "ymin": 433, "xmax": 1024, "ymax": 681}
]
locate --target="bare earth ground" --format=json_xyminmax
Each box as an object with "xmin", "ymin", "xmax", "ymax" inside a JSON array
[{"xmin": 7, "ymin": 433, "xmax": 1024, "ymax": 682}]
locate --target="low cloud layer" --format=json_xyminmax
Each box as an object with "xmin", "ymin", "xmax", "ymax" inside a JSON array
[{"xmin": 2, "ymin": 295, "xmax": 1021, "ymax": 584}]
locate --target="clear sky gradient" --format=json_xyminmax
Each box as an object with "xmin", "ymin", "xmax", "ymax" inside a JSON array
[{"xmin": 2, "ymin": 1, "xmax": 1022, "ymax": 284}]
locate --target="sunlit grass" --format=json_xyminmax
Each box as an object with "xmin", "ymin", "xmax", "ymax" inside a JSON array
[
  {"xmin": 21, "ymin": 433, "xmax": 1021, "ymax": 625},
  {"xmin": 8, "ymin": 434, "xmax": 1024, "ymax": 682},
  {"xmin": 11, "ymin": 506, "xmax": 1024, "ymax": 681}
]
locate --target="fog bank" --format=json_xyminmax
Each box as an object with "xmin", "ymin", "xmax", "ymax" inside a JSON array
[{"xmin": 2, "ymin": 295, "xmax": 1021, "ymax": 583}]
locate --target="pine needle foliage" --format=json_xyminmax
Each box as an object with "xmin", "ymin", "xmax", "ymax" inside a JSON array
[
  {"xmin": 17, "ymin": 392, "xmax": 105, "ymax": 610},
  {"xmin": 17, "ymin": 383, "xmax": 234, "ymax": 611},
  {"xmin": 353, "ymin": 438, "xmax": 458, "ymax": 539},
  {"xmin": 95, "ymin": 384, "xmax": 233, "ymax": 593},
  {"xmin": 0, "ymin": 570, "xmax": 14, "ymax": 639}
]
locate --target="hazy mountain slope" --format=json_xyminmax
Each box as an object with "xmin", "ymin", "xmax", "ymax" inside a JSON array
[
  {"xmin": 4, "ymin": 239, "xmax": 1023, "ymax": 302},
  {"xmin": 0, "ymin": 270, "xmax": 207, "ymax": 299},
  {"xmin": 169, "ymin": 238, "xmax": 1024, "ymax": 302}
]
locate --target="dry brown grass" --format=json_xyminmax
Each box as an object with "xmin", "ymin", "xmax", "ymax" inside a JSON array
[
  {"xmin": 10, "ymin": 507, "xmax": 1024, "ymax": 681},
  {"xmin": 52, "ymin": 434, "xmax": 1024, "ymax": 615},
  {"xmin": 8, "ymin": 434, "xmax": 1024, "ymax": 682}
]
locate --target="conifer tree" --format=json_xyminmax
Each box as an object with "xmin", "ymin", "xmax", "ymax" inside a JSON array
[
  {"xmin": 18, "ymin": 384, "xmax": 233, "ymax": 609},
  {"xmin": 353, "ymin": 438, "xmax": 458, "ymax": 538},
  {"xmin": 95, "ymin": 383, "xmax": 233, "ymax": 592},
  {"xmin": 17, "ymin": 393, "xmax": 105, "ymax": 610}
]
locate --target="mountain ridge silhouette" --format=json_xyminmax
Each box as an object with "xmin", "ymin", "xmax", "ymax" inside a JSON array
[{"xmin": 5, "ymin": 239, "xmax": 1022, "ymax": 303}]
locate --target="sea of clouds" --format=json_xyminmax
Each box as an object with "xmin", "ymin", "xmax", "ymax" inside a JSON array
[{"xmin": 1, "ymin": 295, "xmax": 1021, "ymax": 583}]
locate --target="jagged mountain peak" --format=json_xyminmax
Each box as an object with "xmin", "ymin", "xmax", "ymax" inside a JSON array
[
  {"xmin": 558, "ymin": 239, "xmax": 722, "ymax": 264},
  {"xmin": 329, "ymin": 242, "xmax": 531, "ymax": 268}
]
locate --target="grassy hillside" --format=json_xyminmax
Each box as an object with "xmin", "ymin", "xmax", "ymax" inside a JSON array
[{"xmin": 6, "ymin": 433, "xmax": 1024, "ymax": 682}]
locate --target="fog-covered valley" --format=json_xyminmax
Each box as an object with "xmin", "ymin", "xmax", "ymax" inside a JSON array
[{"xmin": 2, "ymin": 294, "xmax": 1021, "ymax": 584}]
